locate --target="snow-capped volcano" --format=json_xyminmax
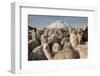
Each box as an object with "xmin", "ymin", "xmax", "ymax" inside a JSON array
[{"xmin": 47, "ymin": 20, "xmax": 68, "ymax": 29}]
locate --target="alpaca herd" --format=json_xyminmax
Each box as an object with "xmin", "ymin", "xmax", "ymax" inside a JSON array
[{"xmin": 28, "ymin": 26, "xmax": 88, "ymax": 60}]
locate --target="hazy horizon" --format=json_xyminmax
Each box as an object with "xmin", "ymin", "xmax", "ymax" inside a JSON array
[{"xmin": 28, "ymin": 15, "xmax": 88, "ymax": 28}]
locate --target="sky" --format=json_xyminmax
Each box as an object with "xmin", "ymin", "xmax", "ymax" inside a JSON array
[{"xmin": 28, "ymin": 15, "xmax": 88, "ymax": 28}]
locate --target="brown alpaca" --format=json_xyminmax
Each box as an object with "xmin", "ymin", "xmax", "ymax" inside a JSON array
[
  {"xmin": 77, "ymin": 27, "xmax": 88, "ymax": 44},
  {"xmin": 43, "ymin": 43, "xmax": 77, "ymax": 60},
  {"xmin": 29, "ymin": 45, "xmax": 47, "ymax": 60}
]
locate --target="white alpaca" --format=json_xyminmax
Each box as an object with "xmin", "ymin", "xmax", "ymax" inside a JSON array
[{"xmin": 52, "ymin": 43, "xmax": 61, "ymax": 53}]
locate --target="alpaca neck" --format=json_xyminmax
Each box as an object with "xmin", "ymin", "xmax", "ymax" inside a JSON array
[
  {"xmin": 70, "ymin": 34, "xmax": 79, "ymax": 50},
  {"xmin": 44, "ymin": 49, "xmax": 52, "ymax": 60},
  {"xmin": 32, "ymin": 31, "xmax": 36, "ymax": 41}
]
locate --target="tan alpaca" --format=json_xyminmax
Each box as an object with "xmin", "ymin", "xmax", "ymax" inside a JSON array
[
  {"xmin": 63, "ymin": 43, "xmax": 80, "ymax": 59},
  {"xmin": 70, "ymin": 28, "xmax": 88, "ymax": 58},
  {"xmin": 70, "ymin": 29, "xmax": 79, "ymax": 49},
  {"xmin": 77, "ymin": 44, "xmax": 88, "ymax": 58},
  {"xmin": 43, "ymin": 43, "xmax": 76, "ymax": 60},
  {"xmin": 31, "ymin": 30, "xmax": 37, "ymax": 41}
]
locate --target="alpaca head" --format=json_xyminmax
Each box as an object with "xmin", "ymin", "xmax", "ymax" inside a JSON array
[
  {"xmin": 77, "ymin": 27, "xmax": 88, "ymax": 43},
  {"xmin": 40, "ymin": 34, "xmax": 48, "ymax": 45},
  {"xmin": 70, "ymin": 28, "xmax": 77, "ymax": 34},
  {"xmin": 78, "ymin": 28, "xmax": 84, "ymax": 36},
  {"xmin": 58, "ymin": 28, "xmax": 65, "ymax": 38},
  {"xmin": 69, "ymin": 28, "xmax": 79, "ymax": 49},
  {"xmin": 52, "ymin": 43, "xmax": 61, "ymax": 53},
  {"xmin": 70, "ymin": 28, "xmax": 78, "ymax": 39}
]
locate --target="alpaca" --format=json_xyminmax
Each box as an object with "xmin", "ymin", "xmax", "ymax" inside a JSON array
[
  {"xmin": 28, "ymin": 29, "xmax": 40, "ymax": 53},
  {"xmin": 40, "ymin": 34, "xmax": 48, "ymax": 45},
  {"xmin": 29, "ymin": 45, "xmax": 48, "ymax": 60},
  {"xmin": 31, "ymin": 30, "xmax": 36, "ymax": 41},
  {"xmin": 48, "ymin": 34, "xmax": 59, "ymax": 43},
  {"xmin": 58, "ymin": 28, "xmax": 65, "ymax": 39},
  {"xmin": 52, "ymin": 43, "xmax": 61, "ymax": 53},
  {"xmin": 28, "ymin": 40, "xmax": 40, "ymax": 53},
  {"xmin": 82, "ymin": 26, "xmax": 88, "ymax": 42},
  {"xmin": 63, "ymin": 42, "xmax": 80, "ymax": 58},
  {"xmin": 69, "ymin": 28, "xmax": 88, "ymax": 58},
  {"xmin": 69, "ymin": 28, "xmax": 79, "ymax": 49},
  {"xmin": 29, "ymin": 33, "xmax": 50, "ymax": 60},
  {"xmin": 77, "ymin": 44, "xmax": 88, "ymax": 58},
  {"xmin": 77, "ymin": 27, "xmax": 88, "ymax": 44},
  {"xmin": 43, "ymin": 43, "xmax": 77, "ymax": 60},
  {"xmin": 48, "ymin": 33, "xmax": 59, "ymax": 48}
]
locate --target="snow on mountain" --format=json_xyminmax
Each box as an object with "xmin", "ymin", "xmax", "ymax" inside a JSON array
[{"xmin": 46, "ymin": 20, "xmax": 68, "ymax": 29}]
